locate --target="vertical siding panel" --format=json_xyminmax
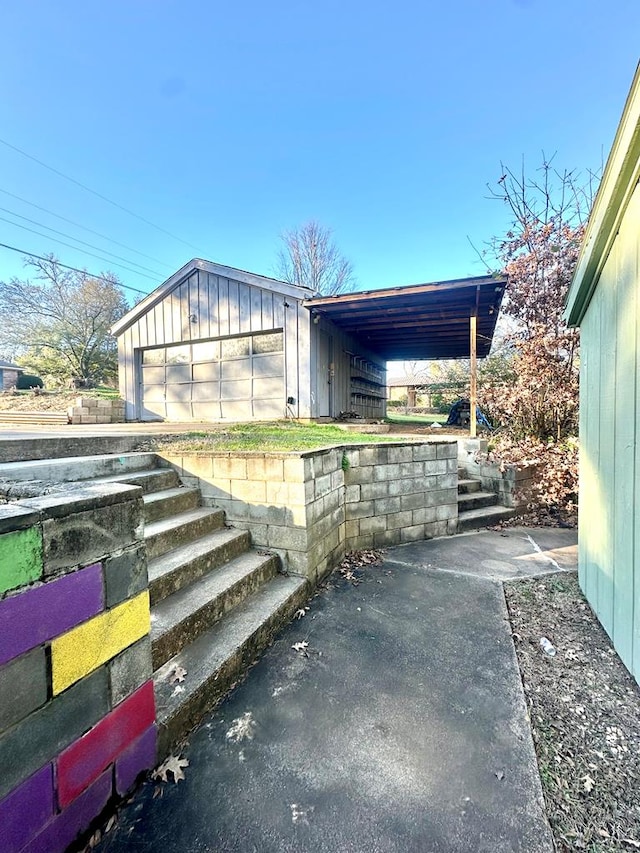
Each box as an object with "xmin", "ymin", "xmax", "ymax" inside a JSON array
[
  {"xmin": 581, "ymin": 297, "xmax": 601, "ymax": 608},
  {"xmin": 612, "ymin": 197, "xmax": 638, "ymax": 669},
  {"xmin": 208, "ymin": 273, "xmax": 220, "ymax": 338},
  {"xmin": 171, "ymin": 290, "xmax": 183, "ymax": 345},
  {"xmin": 250, "ymin": 287, "xmax": 262, "ymax": 332},
  {"xmin": 634, "ymin": 219, "xmax": 640, "ymax": 680},
  {"xmin": 296, "ymin": 303, "xmax": 311, "ymax": 417},
  {"xmin": 152, "ymin": 303, "xmax": 164, "ymax": 347},
  {"xmin": 196, "ymin": 271, "xmax": 209, "ymax": 340},
  {"xmin": 130, "ymin": 323, "xmax": 140, "ymax": 418},
  {"xmin": 163, "ymin": 292, "xmax": 173, "ymax": 345},
  {"xmin": 273, "ymin": 296, "xmax": 285, "ymax": 330},
  {"xmin": 597, "ymin": 244, "xmax": 617, "ymax": 638},
  {"xmin": 228, "ymin": 279, "xmax": 240, "ymax": 335},
  {"xmin": 179, "ymin": 281, "xmax": 190, "ymax": 341},
  {"xmin": 138, "ymin": 312, "xmax": 148, "ymax": 349},
  {"xmin": 188, "ymin": 273, "xmax": 201, "ymax": 340},
  {"xmin": 218, "ymin": 277, "xmax": 230, "ymax": 337},
  {"xmin": 262, "ymin": 291, "xmax": 274, "ymax": 329},
  {"xmin": 239, "ymin": 284, "xmax": 251, "ymax": 333}
]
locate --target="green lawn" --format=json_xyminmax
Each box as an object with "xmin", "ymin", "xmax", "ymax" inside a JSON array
[
  {"xmin": 385, "ymin": 412, "xmax": 447, "ymax": 425},
  {"xmin": 154, "ymin": 421, "xmax": 397, "ymax": 453}
]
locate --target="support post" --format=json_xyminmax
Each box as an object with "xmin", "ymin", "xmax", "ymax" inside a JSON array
[{"xmin": 470, "ymin": 315, "xmax": 477, "ymax": 438}]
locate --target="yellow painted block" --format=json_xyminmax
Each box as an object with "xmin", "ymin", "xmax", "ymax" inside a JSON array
[{"xmin": 51, "ymin": 591, "xmax": 150, "ymax": 695}]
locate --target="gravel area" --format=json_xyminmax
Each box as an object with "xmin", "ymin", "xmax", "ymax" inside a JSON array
[{"xmin": 505, "ymin": 573, "xmax": 640, "ymax": 851}]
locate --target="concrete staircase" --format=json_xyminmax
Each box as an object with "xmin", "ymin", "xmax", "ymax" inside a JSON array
[
  {"xmin": 0, "ymin": 452, "xmax": 308, "ymax": 758},
  {"xmin": 457, "ymin": 468, "xmax": 516, "ymax": 532}
]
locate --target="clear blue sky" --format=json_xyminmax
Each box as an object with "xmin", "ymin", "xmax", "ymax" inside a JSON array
[{"xmin": 1, "ymin": 0, "xmax": 638, "ymax": 303}]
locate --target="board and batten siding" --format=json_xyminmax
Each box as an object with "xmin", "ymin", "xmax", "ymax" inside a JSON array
[
  {"xmin": 118, "ymin": 268, "xmax": 311, "ymax": 420},
  {"xmin": 578, "ymin": 177, "xmax": 640, "ymax": 680}
]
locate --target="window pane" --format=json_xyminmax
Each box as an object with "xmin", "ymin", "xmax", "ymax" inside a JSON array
[
  {"xmin": 165, "ymin": 345, "xmax": 191, "ymax": 364},
  {"xmin": 253, "ymin": 332, "xmax": 283, "ymax": 354},
  {"xmin": 142, "ymin": 348, "xmax": 165, "ymax": 365},
  {"xmin": 221, "ymin": 336, "xmax": 250, "ymax": 359},
  {"xmin": 192, "ymin": 340, "xmax": 220, "ymax": 362}
]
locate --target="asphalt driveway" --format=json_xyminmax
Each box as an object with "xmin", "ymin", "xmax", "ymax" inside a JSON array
[{"xmin": 98, "ymin": 527, "xmax": 577, "ymax": 853}]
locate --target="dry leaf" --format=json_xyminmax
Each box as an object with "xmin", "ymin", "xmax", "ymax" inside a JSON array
[
  {"xmin": 152, "ymin": 754, "xmax": 189, "ymax": 783},
  {"xmin": 169, "ymin": 666, "xmax": 187, "ymax": 684},
  {"xmin": 105, "ymin": 815, "xmax": 116, "ymax": 834},
  {"xmin": 226, "ymin": 711, "xmax": 256, "ymax": 742},
  {"xmin": 294, "ymin": 609, "xmax": 307, "ymax": 619},
  {"xmin": 170, "ymin": 684, "xmax": 185, "ymax": 697},
  {"xmin": 495, "ymin": 770, "xmax": 505, "ymax": 781},
  {"xmin": 582, "ymin": 774, "xmax": 595, "ymax": 792},
  {"xmin": 623, "ymin": 840, "xmax": 640, "ymax": 849},
  {"xmin": 291, "ymin": 641, "xmax": 309, "ymax": 654}
]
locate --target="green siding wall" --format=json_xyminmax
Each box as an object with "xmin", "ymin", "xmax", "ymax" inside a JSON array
[{"xmin": 578, "ymin": 179, "xmax": 640, "ymax": 681}]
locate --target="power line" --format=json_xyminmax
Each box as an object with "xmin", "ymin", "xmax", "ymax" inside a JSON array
[
  {"xmin": 0, "ymin": 215, "xmax": 160, "ymax": 282},
  {"xmin": 0, "ymin": 136, "xmax": 202, "ymax": 252},
  {"xmin": 0, "ymin": 205, "xmax": 167, "ymax": 277},
  {"xmin": 0, "ymin": 187, "xmax": 174, "ymax": 270},
  {"xmin": 0, "ymin": 241, "xmax": 149, "ymax": 296}
]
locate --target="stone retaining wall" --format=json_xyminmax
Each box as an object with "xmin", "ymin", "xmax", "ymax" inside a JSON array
[
  {"xmin": 68, "ymin": 397, "xmax": 125, "ymax": 425},
  {"xmin": 161, "ymin": 441, "xmax": 458, "ymax": 583},
  {"xmin": 0, "ymin": 483, "xmax": 155, "ymax": 853}
]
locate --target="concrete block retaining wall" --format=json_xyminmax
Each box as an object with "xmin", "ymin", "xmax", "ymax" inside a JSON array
[
  {"xmin": 462, "ymin": 458, "xmax": 541, "ymax": 508},
  {"xmin": 68, "ymin": 397, "xmax": 125, "ymax": 425},
  {"xmin": 0, "ymin": 483, "xmax": 155, "ymax": 853},
  {"xmin": 161, "ymin": 441, "xmax": 458, "ymax": 583}
]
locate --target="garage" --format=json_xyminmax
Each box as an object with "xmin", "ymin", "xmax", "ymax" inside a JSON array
[{"xmin": 140, "ymin": 331, "xmax": 285, "ymax": 421}]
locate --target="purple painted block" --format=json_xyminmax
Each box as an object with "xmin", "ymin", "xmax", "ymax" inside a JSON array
[
  {"xmin": 22, "ymin": 768, "xmax": 112, "ymax": 853},
  {"xmin": 115, "ymin": 723, "xmax": 157, "ymax": 795},
  {"xmin": 0, "ymin": 764, "xmax": 54, "ymax": 853},
  {"xmin": 0, "ymin": 563, "xmax": 103, "ymax": 666}
]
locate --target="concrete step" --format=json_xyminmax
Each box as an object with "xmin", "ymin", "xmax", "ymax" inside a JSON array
[
  {"xmin": 457, "ymin": 490, "xmax": 498, "ymax": 512},
  {"xmin": 457, "ymin": 504, "xmax": 517, "ymax": 533},
  {"xmin": 145, "ymin": 507, "xmax": 225, "ymax": 560},
  {"xmin": 0, "ymin": 452, "xmax": 159, "ymax": 483},
  {"xmin": 153, "ymin": 574, "xmax": 309, "ymax": 757},
  {"xmin": 458, "ymin": 477, "xmax": 482, "ymax": 495},
  {"xmin": 143, "ymin": 486, "xmax": 200, "ymax": 524},
  {"xmin": 0, "ymin": 411, "xmax": 69, "ymax": 424},
  {"xmin": 151, "ymin": 551, "xmax": 280, "ymax": 669},
  {"xmin": 91, "ymin": 467, "xmax": 181, "ymax": 494},
  {"xmin": 148, "ymin": 527, "xmax": 252, "ymax": 606}
]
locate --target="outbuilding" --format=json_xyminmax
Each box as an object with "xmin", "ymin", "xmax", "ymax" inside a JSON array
[
  {"xmin": 113, "ymin": 259, "xmax": 505, "ymax": 425},
  {"xmin": 564, "ymin": 64, "xmax": 640, "ymax": 682}
]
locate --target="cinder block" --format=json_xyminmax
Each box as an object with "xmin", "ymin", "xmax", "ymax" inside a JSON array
[
  {"xmin": 373, "ymin": 463, "xmax": 401, "ymax": 481},
  {"xmin": 374, "ymin": 529, "xmax": 401, "ymax": 547},
  {"xmin": 0, "ymin": 763, "xmax": 54, "ymax": 853},
  {"xmin": 436, "ymin": 441, "xmax": 456, "ymax": 458},
  {"xmin": 84, "ymin": 398, "xmax": 98, "ymax": 408},
  {"xmin": 433, "ymin": 520, "xmax": 449, "ymax": 537},
  {"xmin": 0, "ymin": 647, "xmax": 48, "ymax": 733},
  {"xmin": 436, "ymin": 504, "xmax": 456, "ymax": 521},
  {"xmin": 400, "ymin": 493, "xmax": 425, "ymax": 511},
  {"xmin": 41, "ymin": 498, "xmax": 143, "ymax": 577},
  {"xmin": 374, "ymin": 496, "xmax": 401, "ymax": 515},
  {"xmin": 401, "ymin": 524, "xmax": 425, "ymax": 543},
  {"xmin": 23, "ymin": 768, "xmax": 112, "ymax": 853},
  {"xmin": 413, "ymin": 444, "xmax": 437, "ymax": 461},
  {"xmin": 399, "ymin": 462, "xmax": 420, "ymax": 478},
  {"xmin": 266, "ymin": 525, "xmax": 308, "ymax": 551},
  {"xmin": 323, "ymin": 487, "xmax": 341, "ymax": 513},
  {"xmin": 230, "ymin": 478, "xmax": 266, "ymax": 503},
  {"xmin": 212, "ymin": 456, "xmax": 246, "ymax": 480},
  {"xmin": 359, "ymin": 481, "xmax": 390, "ymax": 500},
  {"xmin": 322, "ymin": 450, "xmax": 339, "ymax": 474},
  {"xmin": 57, "ymin": 680, "xmax": 155, "ymax": 807},
  {"xmin": 314, "ymin": 473, "xmax": 332, "ymax": 498},
  {"xmin": 345, "ymin": 519, "xmax": 359, "ymax": 539},
  {"xmin": 330, "ymin": 469, "xmax": 343, "ymax": 490},
  {"xmin": 343, "ymin": 465, "xmax": 374, "ymax": 485},
  {"xmin": 115, "ymin": 723, "xmax": 157, "ymax": 796},
  {"xmin": 359, "ymin": 516, "xmax": 387, "ymax": 535},
  {"xmin": 96, "ymin": 399, "xmax": 112, "ymax": 409},
  {"xmin": 344, "ymin": 500, "xmax": 374, "ymax": 520},
  {"xmin": 0, "ymin": 563, "xmax": 103, "ymax": 667},
  {"xmin": 51, "ymin": 591, "xmax": 150, "ymax": 695},
  {"xmin": 386, "ymin": 510, "xmax": 413, "ymax": 530},
  {"xmin": 103, "ymin": 545, "xmax": 147, "ymax": 608},
  {"xmin": 358, "ymin": 446, "xmax": 387, "ymax": 466},
  {"xmin": 179, "ymin": 455, "xmax": 213, "ymax": 480},
  {"xmin": 344, "ymin": 449, "xmax": 359, "ymax": 468},
  {"xmin": 0, "ymin": 667, "xmax": 109, "ymax": 800},
  {"xmin": 248, "ymin": 503, "xmax": 287, "ymax": 525},
  {"xmin": 95, "ymin": 415, "xmax": 111, "ymax": 424},
  {"xmin": 388, "ymin": 445, "xmax": 413, "ymax": 463},
  {"xmin": 199, "ymin": 478, "xmax": 231, "ymax": 501},
  {"xmin": 345, "ymin": 484, "xmax": 360, "ymax": 503},
  {"xmin": 283, "ymin": 457, "xmax": 305, "ymax": 481},
  {"xmin": 70, "ymin": 416, "xmax": 82, "ymax": 425},
  {"xmin": 82, "ymin": 416, "xmax": 97, "ymax": 424},
  {"xmin": 412, "ymin": 506, "xmax": 437, "ymax": 525},
  {"xmin": 286, "ymin": 482, "xmax": 307, "ymax": 506},
  {"xmin": 109, "ymin": 636, "xmax": 153, "ymax": 706},
  {"xmin": 0, "ymin": 526, "xmax": 43, "ymax": 596}
]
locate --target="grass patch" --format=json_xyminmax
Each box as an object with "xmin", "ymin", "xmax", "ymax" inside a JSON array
[
  {"xmin": 385, "ymin": 412, "xmax": 447, "ymax": 425},
  {"xmin": 152, "ymin": 421, "xmax": 398, "ymax": 453}
]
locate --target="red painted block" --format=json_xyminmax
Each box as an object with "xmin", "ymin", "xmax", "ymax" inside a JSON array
[{"xmin": 57, "ymin": 680, "xmax": 155, "ymax": 808}]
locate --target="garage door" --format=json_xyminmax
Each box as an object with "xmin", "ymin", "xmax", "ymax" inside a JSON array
[{"xmin": 140, "ymin": 331, "xmax": 285, "ymax": 421}]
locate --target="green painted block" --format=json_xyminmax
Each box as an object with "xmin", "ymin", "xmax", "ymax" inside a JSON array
[{"xmin": 0, "ymin": 527, "xmax": 43, "ymax": 595}]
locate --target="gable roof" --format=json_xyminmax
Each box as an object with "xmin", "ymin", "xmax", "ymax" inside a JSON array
[
  {"xmin": 112, "ymin": 258, "xmax": 316, "ymax": 337},
  {"xmin": 565, "ymin": 62, "xmax": 640, "ymax": 326},
  {"xmin": 0, "ymin": 360, "xmax": 22, "ymax": 370}
]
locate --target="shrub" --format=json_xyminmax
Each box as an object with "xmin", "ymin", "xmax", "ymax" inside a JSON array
[{"xmin": 16, "ymin": 373, "xmax": 44, "ymax": 389}]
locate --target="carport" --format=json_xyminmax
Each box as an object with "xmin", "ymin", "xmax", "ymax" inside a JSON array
[{"xmin": 306, "ymin": 274, "xmax": 507, "ymax": 435}]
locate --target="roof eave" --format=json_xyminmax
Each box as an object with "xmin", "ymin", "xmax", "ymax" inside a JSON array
[{"xmin": 565, "ymin": 62, "xmax": 640, "ymax": 327}]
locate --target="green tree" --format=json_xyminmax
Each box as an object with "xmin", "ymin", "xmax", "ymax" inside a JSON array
[{"xmin": 0, "ymin": 255, "xmax": 128, "ymax": 384}]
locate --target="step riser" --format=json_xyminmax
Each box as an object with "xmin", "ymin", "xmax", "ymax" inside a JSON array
[
  {"xmin": 156, "ymin": 581, "xmax": 309, "ymax": 758},
  {"xmin": 458, "ymin": 494, "xmax": 498, "ymax": 512},
  {"xmin": 144, "ymin": 489, "xmax": 200, "ymax": 524},
  {"xmin": 457, "ymin": 508, "xmax": 517, "ymax": 532},
  {"xmin": 458, "ymin": 480, "xmax": 482, "ymax": 495},
  {"xmin": 145, "ymin": 511, "xmax": 224, "ymax": 560},
  {"xmin": 107, "ymin": 470, "xmax": 180, "ymax": 494},
  {"xmin": 149, "ymin": 531, "xmax": 251, "ymax": 606},
  {"xmin": 152, "ymin": 556, "xmax": 279, "ymax": 669},
  {"xmin": 0, "ymin": 452, "xmax": 159, "ymax": 483}
]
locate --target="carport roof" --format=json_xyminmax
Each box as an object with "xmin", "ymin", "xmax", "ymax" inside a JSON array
[{"xmin": 305, "ymin": 274, "xmax": 507, "ymax": 360}]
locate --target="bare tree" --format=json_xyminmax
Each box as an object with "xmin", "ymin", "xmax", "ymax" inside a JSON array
[
  {"xmin": 276, "ymin": 220, "xmax": 356, "ymax": 295},
  {"xmin": 0, "ymin": 255, "xmax": 128, "ymax": 383}
]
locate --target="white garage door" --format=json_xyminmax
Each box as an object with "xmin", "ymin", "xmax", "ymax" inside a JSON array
[{"xmin": 140, "ymin": 331, "xmax": 285, "ymax": 421}]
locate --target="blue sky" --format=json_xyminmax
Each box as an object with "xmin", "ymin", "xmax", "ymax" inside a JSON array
[{"xmin": 1, "ymin": 0, "xmax": 638, "ymax": 305}]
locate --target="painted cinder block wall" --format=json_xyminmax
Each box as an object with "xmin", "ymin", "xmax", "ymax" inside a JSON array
[{"xmin": 0, "ymin": 483, "xmax": 156, "ymax": 853}]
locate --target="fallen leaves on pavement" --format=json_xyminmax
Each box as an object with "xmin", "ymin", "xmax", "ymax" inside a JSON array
[{"xmin": 152, "ymin": 754, "xmax": 189, "ymax": 784}]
